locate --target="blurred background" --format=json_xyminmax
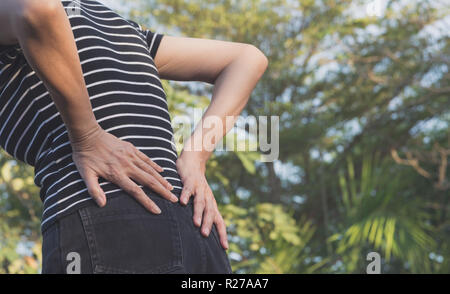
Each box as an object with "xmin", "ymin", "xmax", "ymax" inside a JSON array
[{"xmin": 0, "ymin": 0, "xmax": 449, "ymax": 273}]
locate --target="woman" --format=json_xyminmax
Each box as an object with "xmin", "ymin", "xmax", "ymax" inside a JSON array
[{"xmin": 0, "ymin": 0, "xmax": 268, "ymax": 273}]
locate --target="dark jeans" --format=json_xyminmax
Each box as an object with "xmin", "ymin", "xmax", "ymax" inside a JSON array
[{"xmin": 41, "ymin": 188, "xmax": 233, "ymax": 274}]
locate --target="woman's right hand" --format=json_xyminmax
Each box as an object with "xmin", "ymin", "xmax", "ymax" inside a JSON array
[{"xmin": 70, "ymin": 124, "xmax": 179, "ymax": 214}]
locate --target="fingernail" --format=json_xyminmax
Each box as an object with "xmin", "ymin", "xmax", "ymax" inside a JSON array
[
  {"xmin": 202, "ymin": 228, "xmax": 209, "ymax": 235},
  {"xmin": 169, "ymin": 184, "xmax": 174, "ymax": 190},
  {"xmin": 155, "ymin": 207, "xmax": 162, "ymax": 214},
  {"xmin": 97, "ymin": 199, "xmax": 105, "ymax": 207}
]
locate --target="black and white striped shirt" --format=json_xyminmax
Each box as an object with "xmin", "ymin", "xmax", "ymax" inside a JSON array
[{"xmin": 0, "ymin": 0, "xmax": 183, "ymax": 233}]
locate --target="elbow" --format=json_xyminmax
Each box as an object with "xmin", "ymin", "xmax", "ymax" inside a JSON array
[
  {"xmin": 211, "ymin": 43, "xmax": 268, "ymax": 85},
  {"xmin": 256, "ymin": 47, "xmax": 269, "ymax": 72},
  {"xmin": 243, "ymin": 44, "xmax": 269, "ymax": 75},
  {"xmin": 14, "ymin": 0, "xmax": 62, "ymax": 31}
]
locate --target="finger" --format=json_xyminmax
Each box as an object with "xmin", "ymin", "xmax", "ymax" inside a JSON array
[
  {"xmin": 129, "ymin": 165, "xmax": 178, "ymax": 203},
  {"xmin": 180, "ymin": 186, "xmax": 193, "ymax": 205},
  {"xmin": 193, "ymin": 187, "xmax": 206, "ymax": 227},
  {"xmin": 83, "ymin": 170, "xmax": 106, "ymax": 207},
  {"xmin": 133, "ymin": 155, "xmax": 173, "ymax": 191},
  {"xmin": 115, "ymin": 174, "xmax": 162, "ymax": 214},
  {"xmin": 134, "ymin": 148, "xmax": 164, "ymax": 173},
  {"xmin": 215, "ymin": 214, "xmax": 229, "ymax": 250},
  {"xmin": 201, "ymin": 197, "xmax": 215, "ymax": 237}
]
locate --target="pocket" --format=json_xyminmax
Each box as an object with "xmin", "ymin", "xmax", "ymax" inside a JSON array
[{"xmin": 78, "ymin": 191, "xmax": 184, "ymax": 274}]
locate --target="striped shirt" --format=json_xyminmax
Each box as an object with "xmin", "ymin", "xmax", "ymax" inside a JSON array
[{"xmin": 0, "ymin": 0, "xmax": 183, "ymax": 233}]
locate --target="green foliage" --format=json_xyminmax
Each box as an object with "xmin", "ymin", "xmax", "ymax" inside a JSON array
[
  {"xmin": 221, "ymin": 202, "xmax": 327, "ymax": 273},
  {"xmin": 0, "ymin": 151, "xmax": 42, "ymax": 273},
  {"xmin": 330, "ymin": 152, "xmax": 437, "ymax": 273}
]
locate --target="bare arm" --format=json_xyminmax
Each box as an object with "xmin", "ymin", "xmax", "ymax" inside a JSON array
[
  {"xmin": 154, "ymin": 35, "xmax": 268, "ymax": 248},
  {"xmin": 155, "ymin": 36, "xmax": 268, "ymax": 163},
  {"xmin": 1, "ymin": 0, "xmax": 176, "ymax": 213},
  {"xmin": 1, "ymin": 0, "xmax": 99, "ymax": 141}
]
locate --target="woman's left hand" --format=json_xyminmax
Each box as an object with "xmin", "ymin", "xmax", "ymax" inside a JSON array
[{"xmin": 176, "ymin": 154, "xmax": 229, "ymax": 250}]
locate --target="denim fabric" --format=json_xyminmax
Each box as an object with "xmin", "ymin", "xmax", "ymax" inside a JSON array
[{"xmin": 41, "ymin": 189, "xmax": 233, "ymax": 274}]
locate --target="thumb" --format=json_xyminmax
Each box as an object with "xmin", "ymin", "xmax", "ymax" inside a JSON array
[
  {"xmin": 180, "ymin": 186, "xmax": 193, "ymax": 205},
  {"xmin": 83, "ymin": 170, "xmax": 106, "ymax": 207}
]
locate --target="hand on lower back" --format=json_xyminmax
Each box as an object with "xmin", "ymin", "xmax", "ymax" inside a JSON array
[
  {"xmin": 176, "ymin": 153, "xmax": 229, "ymax": 250},
  {"xmin": 70, "ymin": 125, "xmax": 179, "ymax": 214}
]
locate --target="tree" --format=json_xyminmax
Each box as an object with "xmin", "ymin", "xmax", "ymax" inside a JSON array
[{"xmin": 1, "ymin": 0, "xmax": 448, "ymax": 273}]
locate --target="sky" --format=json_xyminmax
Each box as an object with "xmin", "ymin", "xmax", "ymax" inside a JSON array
[{"xmin": 99, "ymin": 0, "xmax": 123, "ymax": 10}]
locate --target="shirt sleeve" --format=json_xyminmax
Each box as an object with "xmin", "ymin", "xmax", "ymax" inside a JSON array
[{"xmin": 127, "ymin": 19, "xmax": 164, "ymax": 60}]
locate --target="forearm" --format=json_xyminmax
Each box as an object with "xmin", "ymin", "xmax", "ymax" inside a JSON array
[
  {"xmin": 4, "ymin": 0, "xmax": 99, "ymax": 143},
  {"xmin": 180, "ymin": 47, "xmax": 268, "ymax": 165}
]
